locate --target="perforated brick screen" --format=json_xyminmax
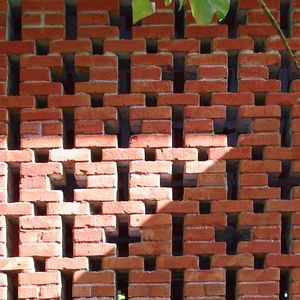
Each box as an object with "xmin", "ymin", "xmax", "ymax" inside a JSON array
[{"xmin": 0, "ymin": 0, "xmax": 300, "ymax": 299}]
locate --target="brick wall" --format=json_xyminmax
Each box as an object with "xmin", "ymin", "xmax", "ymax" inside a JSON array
[{"xmin": 0, "ymin": 0, "xmax": 299, "ymax": 299}]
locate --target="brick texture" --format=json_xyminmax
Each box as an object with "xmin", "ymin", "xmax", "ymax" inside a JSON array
[{"xmin": 0, "ymin": 0, "xmax": 299, "ymax": 299}]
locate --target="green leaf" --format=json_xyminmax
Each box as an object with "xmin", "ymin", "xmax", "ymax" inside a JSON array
[
  {"xmin": 165, "ymin": 0, "xmax": 172, "ymax": 6},
  {"xmin": 189, "ymin": 0, "xmax": 230, "ymax": 26},
  {"xmin": 132, "ymin": 0, "xmax": 156, "ymax": 24},
  {"xmin": 118, "ymin": 295, "xmax": 126, "ymax": 300}
]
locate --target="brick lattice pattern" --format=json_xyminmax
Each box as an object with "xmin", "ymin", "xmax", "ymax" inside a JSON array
[{"xmin": 0, "ymin": 0, "xmax": 299, "ymax": 299}]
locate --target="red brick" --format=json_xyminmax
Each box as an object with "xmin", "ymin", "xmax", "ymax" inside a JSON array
[
  {"xmin": 20, "ymin": 82, "xmax": 63, "ymax": 96},
  {"xmin": 239, "ymin": 160, "xmax": 281, "ymax": 173},
  {"xmin": 129, "ymin": 134, "xmax": 172, "ymax": 148},
  {"xmin": 185, "ymin": 160, "xmax": 226, "ymax": 174},
  {"xmin": 20, "ymin": 68, "xmax": 50, "ymax": 82},
  {"xmin": 20, "ymin": 55, "xmax": 63, "ymax": 69},
  {"xmin": 208, "ymin": 147, "xmax": 252, "ymax": 160},
  {"xmin": 239, "ymin": 213, "xmax": 281, "ymax": 226},
  {"xmin": 239, "ymin": 79, "xmax": 281, "ymax": 93},
  {"xmin": 104, "ymin": 39, "xmax": 146, "ymax": 53},
  {"xmin": 133, "ymin": 26, "xmax": 174, "ymax": 39},
  {"xmin": 75, "ymin": 81, "xmax": 117, "ymax": 94},
  {"xmin": 239, "ymin": 186, "xmax": 281, "ymax": 199},
  {"xmin": 239, "ymin": 105, "xmax": 281, "ymax": 119},
  {"xmin": 46, "ymin": 257, "xmax": 88, "ymax": 271},
  {"xmin": 211, "ymin": 200, "xmax": 252, "ymax": 213},
  {"xmin": 186, "ymin": 53, "xmax": 227, "ymax": 67},
  {"xmin": 185, "ymin": 134, "xmax": 228, "ymax": 147},
  {"xmin": 185, "ymin": 105, "xmax": 226, "ymax": 119},
  {"xmin": 77, "ymin": 0, "xmax": 119, "ymax": 13},
  {"xmin": 184, "ymin": 228, "xmax": 214, "ymax": 241},
  {"xmin": 103, "ymin": 94, "xmax": 144, "ymax": 107},
  {"xmin": 184, "ymin": 119, "xmax": 214, "ymax": 133},
  {"xmin": 22, "ymin": 14, "xmax": 41, "ymax": 25},
  {"xmin": 253, "ymin": 118, "xmax": 281, "ymax": 132},
  {"xmin": 156, "ymin": 255, "xmax": 198, "ymax": 269},
  {"xmin": 212, "ymin": 254, "xmax": 253, "ymax": 268},
  {"xmin": 155, "ymin": 148, "xmax": 197, "ymax": 161},
  {"xmin": 129, "ymin": 270, "xmax": 171, "ymax": 283},
  {"xmin": 158, "ymin": 38, "xmax": 200, "ymax": 53},
  {"xmin": 238, "ymin": 24, "xmax": 277, "ymax": 37},
  {"xmin": 22, "ymin": 27, "xmax": 65, "ymax": 40},
  {"xmin": 0, "ymin": 257, "xmax": 34, "ymax": 272},
  {"xmin": 157, "ymin": 93, "xmax": 199, "ymax": 106},
  {"xmin": 19, "ymin": 271, "xmax": 60, "ymax": 285},
  {"xmin": 239, "ymin": 65, "xmax": 269, "ymax": 79},
  {"xmin": 77, "ymin": 12, "xmax": 109, "ymax": 26},
  {"xmin": 142, "ymin": 120, "xmax": 172, "ymax": 134},
  {"xmin": 132, "ymin": 66, "xmax": 162, "ymax": 80},
  {"xmin": 49, "ymin": 40, "xmax": 92, "ymax": 53},
  {"xmin": 198, "ymin": 66, "xmax": 228, "ymax": 79},
  {"xmin": 102, "ymin": 256, "xmax": 144, "ymax": 270},
  {"xmin": 237, "ymin": 282, "xmax": 279, "ymax": 295},
  {"xmin": 156, "ymin": 201, "xmax": 198, "ymax": 214},
  {"xmin": 0, "ymin": 41, "xmax": 35, "ymax": 55},
  {"xmin": 212, "ymin": 37, "xmax": 254, "ymax": 51},
  {"xmin": 240, "ymin": 173, "xmax": 268, "ymax": 186},
  {"xmin": 102, "ymin": 148, "xmax": 144, "ymax": 162},
  {"xmin": 102, "ymin": 201, "xmax": 145, "ymax": 215},
  {"xmin": 132, "ymin": 53, "xmax": 172, "ymax": 69},
  {"xmin": 186, "ymin": 25, "xmax": 228, "ymax": 39},
  {"xmin": 45, "ymin": 13, "xmax": 64, "ymax": 25},
  {"xmin": 238, "ymin": 133, "xmax": 281, "ymax": 146}
]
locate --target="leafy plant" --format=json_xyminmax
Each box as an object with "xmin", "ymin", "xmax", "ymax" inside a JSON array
[{"xmin": 132, "ymin": 0, "xmax": 230, "ymax": 25}]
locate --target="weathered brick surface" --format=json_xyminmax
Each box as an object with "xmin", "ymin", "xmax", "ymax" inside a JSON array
[{"xmin": 0, "ymin": 0, "xmax": 299, "ymax": 299}]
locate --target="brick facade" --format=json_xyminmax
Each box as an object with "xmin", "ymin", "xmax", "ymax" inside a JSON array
[{"xmin": 0, "ymin": 0, "xmax": 299, "ymax": 299}]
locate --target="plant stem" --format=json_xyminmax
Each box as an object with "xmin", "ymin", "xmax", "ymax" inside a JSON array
[{"xmin": 257, "ymin": 0, "xmax": 300, "ymax": 74}]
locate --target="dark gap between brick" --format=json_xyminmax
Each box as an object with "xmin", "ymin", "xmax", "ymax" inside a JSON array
[
  {"xmin": 144, "ymin": 256, "xmax": 156, "ymax": 271},
  {"xmin": 89, "ymin": 257, "xmax": 102, "ymax": 271},
  {"xmin": 172, "ymin": 216, "xmax": 184, "ymax": 256},
  {"xmin": 8, "ymin": 0, "xmax": 21, "ymax": 41},
  {"xmin": 63, "ymin": 109, "xmax": 75, "ymax": 149},
  {"xmin": 280, "ymin": 106, "xmax": 291, "ymax": 147},
  {"xmin": 7, "ymin": 274, "xmax": 18, "ymax": 300},
  {"xmin": 226, "ymin": 269, "xmax": 237, "ymax": 300},
  {"xmin": 7, "ymin": 110, "xmax": 20, "ymax": 150},
  {"xmin": 171, "ymin": 270, "xmax": 184, "ymax": 300},
  {"xmin": 107, "ymin": 219, "xmax": 141, "ymax": 257},
  {"xmin": 117, "ymin": 164, "xmax": 129, "ymax": 201},
  {"xmin": 61, "ymin": 272, "xmax": 73, "ymax": 300},
  {"xmin": 199, "ymin": 202, "xmax": 211, "ymax": 214},
  {"xmin": 280, "ymin": 269, "xmax": 290, "ymax": 300},
  {"xmin": 228, "ymin": 54, "xmax": 238, "ymax": 92},
  {"xmin": 34, "ymin": 258, "xmax": 46, "ymax": 272},
  {"xmin": 281, "ymin": 213, "xmax": 291, "ymax": 254},
  {"xmin": 254, "ymin": 254, "xmax": 265, "ymax": 269},
  {"xmin": 118, "ymin": 58, "xmax": 131, "ymax": 94},
  {"xmin": 62, "ymin": 217, "xmax": 73, "ymax": 258},
  {"xmin": 7, "ymin": 164, "xmax": 20, "ymax": 203},
  {"xmin": 199, "ymin": 255, "xmax": 211, "ymax": 270},
  {"xmin": 65, "ymin": 1, "xmax": 77, "ymax": 40},
  {"xmin": 8, "ymin": 56, "xmax": 20, "ymax": 96},
  {"xmin": 116, "ymin": 271, "xmax": 129, "ymax": 299},
  {"xmin": 6, "ymin": 217, "xmax": 19, "ymax": 257},
  {"xmin": 175, "ymin": 0, "xmax": 185, "ymax": 39},
  {"xmin": 222, "ymin": 107, "xmax": 238, "ymax": 147},
  {"xmin": 226, "ymin": 160, "xmax": 238, "ymax": 200}
]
